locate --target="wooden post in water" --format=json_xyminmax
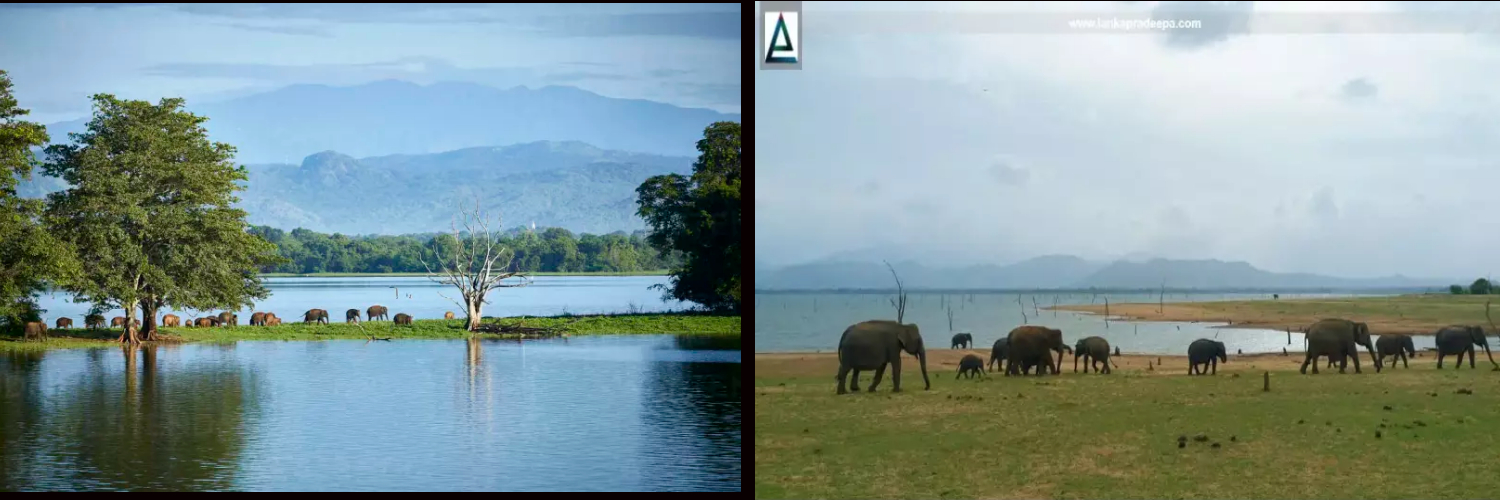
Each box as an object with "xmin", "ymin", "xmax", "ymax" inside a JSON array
[
  {"xmin": 1286, "ymin": 327, "xmax": 1291, "ymax": 345},
  {"xmin": 1263, "ymin": 371, "xmax": 1270, "ymax": 392}
]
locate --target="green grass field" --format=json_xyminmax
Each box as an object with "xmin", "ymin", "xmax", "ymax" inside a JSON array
[
  {"xmin": 0, "ymin": 312, "xmax": 739, "ymax": 352},
  {"xmin": 756, "ymin": 359, "xmax": 1500, "ymax": 500},
  {"xmin": 258, "ymin": 270, "xmax": 670, "ymax": 278}
]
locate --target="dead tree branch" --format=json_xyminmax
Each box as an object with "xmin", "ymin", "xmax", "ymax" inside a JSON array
[{"xmin": 883, "ymin": 260, "xmax": 907, "ymax": 324}]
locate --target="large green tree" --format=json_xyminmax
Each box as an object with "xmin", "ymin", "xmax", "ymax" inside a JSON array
[
  {"xmin": 0, "ymin": 70, "xmax": 78, "ymax": 331},
  {"xmin": 635, "ymin": 121, "xmax": 741, "ymax": 312},
  {"xmin": 42, "ymin": 94, "xmax": 282, "ymax": 342}
]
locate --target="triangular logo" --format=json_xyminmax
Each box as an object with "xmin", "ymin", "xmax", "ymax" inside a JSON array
[{"xmin": 765, "ymin": 12, "xmax": 798, "ymax": 64}]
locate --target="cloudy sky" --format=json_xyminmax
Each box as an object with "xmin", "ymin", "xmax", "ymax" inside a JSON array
[
  {"xmin": 755, "ymin": 1, "xmax": 1500, "ymax": 279},
  {"xmin": 0, "ymin": 3, "xmax": 740, "ymax": 124}
]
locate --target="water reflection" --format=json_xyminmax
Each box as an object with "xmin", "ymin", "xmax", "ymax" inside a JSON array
[{"xmin": 0, "ymin": 335, "xmax": 740, "ymax": 491}]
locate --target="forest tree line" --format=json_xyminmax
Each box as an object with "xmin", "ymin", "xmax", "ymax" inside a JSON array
[{"xmin": 248, "ymin": 225, "xmax": 680, "ymax": 274}]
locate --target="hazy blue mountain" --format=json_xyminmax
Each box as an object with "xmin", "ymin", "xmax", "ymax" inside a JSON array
[
  {"xmin": 755, "ymin": 257, "xmax": 1451, "ymax": 291},
  {"xmin": 225, "ymin": 140, "xmax": 692, "ymax": 235},
  {"xmin": 43, "ymin": 80, "xmax": 740, "ymax": 164}
]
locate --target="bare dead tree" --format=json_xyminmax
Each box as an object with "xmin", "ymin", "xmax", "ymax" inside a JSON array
[
  {"xmin": 1017, "ymin": 294, "xmax": 1028, "ymax": 324},
  {"xmin": 1053, "ymin": 295, "xmax": 1058, "ymax": 318},
  {"xmin": 1031, "ymin": 296, "xmax": 1040, "ymax": 318},
  {"xmin": 1104, "ymin": 296, "xmax": 1110, "ymax": 329},
  {"xmin": 419, "ymin": 198, "xmax": 534, "ymax": 333},
  {"xmin": 1159, "ymin": 280, "xmax": 1166, "ymax": 314},
  {"xmin": 884, "ymin": 260, "xmax": 907, "ymax": 323},
  {"xmin": 947, "ymin": 304, "xmax": 955, "ymax": 332}
]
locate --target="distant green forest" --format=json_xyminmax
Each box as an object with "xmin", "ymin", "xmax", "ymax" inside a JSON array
[{"xmin": 249, "ymin": 226, "xmax": 680, "ymax": 275}]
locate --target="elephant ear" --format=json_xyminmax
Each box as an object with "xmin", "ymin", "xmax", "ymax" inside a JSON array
[{"xmin": 897, "ymin": 325, "xmax": 922, "ymax": 352}]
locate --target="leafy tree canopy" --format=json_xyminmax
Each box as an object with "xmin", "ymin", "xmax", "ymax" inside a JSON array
[{"xmin": 635, "ymin": 121, "xmax": 740, "ymax": 312}]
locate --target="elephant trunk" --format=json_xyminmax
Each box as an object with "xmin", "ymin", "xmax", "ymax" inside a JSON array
[
  {"xmin": 1365, "ymin": 342, "xmax": 1380, "ymax": 372},
  {"xmin": 918, "ymin": 350, "xmax": 930, "ymax": 390},
  {"xmin": 1482, "ymin": 337, "xmax": 1497, "ymax": 368}
]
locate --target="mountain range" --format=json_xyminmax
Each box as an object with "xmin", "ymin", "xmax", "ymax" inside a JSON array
[
  {"xmin": 754, "ymin": 256, "xmax": 1453, "ymax": 291},
  {"xmin": 19, "ymin": 80, "xmax": 737, "ymax": 235}
]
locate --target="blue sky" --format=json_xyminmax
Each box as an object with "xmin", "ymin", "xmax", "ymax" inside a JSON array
[
  {"xmin": 756, "ymin": 1, "xmax": 1500, "ymax": 279},
  {"xmin": 0, "ymin": 3, "xmax": 741, "ymax": 123}
]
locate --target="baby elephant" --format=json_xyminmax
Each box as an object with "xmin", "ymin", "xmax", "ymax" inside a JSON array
[
  {"xmin": 394, "ymin": 313, "xmax": 413, "ymax": 326},
  {"xmin": 955, "ymin": 354, "xmax": 987, "ymax": 379}
]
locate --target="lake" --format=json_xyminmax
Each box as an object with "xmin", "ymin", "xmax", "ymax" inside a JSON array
[
  {"xmin": 0, "ymin": 335, "xmax": 741, "ymax": 492},
  {"xmin": 753, "ymin": 291, "xmax": 1456, "ymax": 355},
  {"xmin": 35, "ymin": 276, "xmax": 689, "ymax": 323}
]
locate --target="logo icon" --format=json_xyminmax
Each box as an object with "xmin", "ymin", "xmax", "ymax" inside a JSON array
[{"xmin": 763, "ymin": 11, "xmax": 799, "ymax": 65}]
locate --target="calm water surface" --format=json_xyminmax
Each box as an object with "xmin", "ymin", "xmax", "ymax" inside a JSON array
[
  {"xmin": 0, "ymin": 335, "xmax": 741, "ymax": 491},
  {"xmin": 36, "ymin": 276, "xmax": 687, "ymax": 323},
  {"xmin": 754, "ymin": 291, "xmax": 1466, "ymax": 354}
]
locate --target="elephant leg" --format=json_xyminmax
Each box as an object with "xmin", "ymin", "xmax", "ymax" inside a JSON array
[
  {"xmin": 1300, "ymin": 352, "xmax": 1313, "ymax": 374},
  {"xmin": 850, "ymin": 369, "xmax": 862, "ymax": 392},
  {"xmin": 1211, "ymin": 358, "xmax": 1217, "ymax": 375},
  {"xmin": 836, "ymin": 365, "xmax": 851, "ymax": 395},
  {"xmin": 1350, "ymin": 349, "xmax": 1362, "ymax": 374},
  {"xmin": 869, "ymin": 366, "xmax": 886, "ymax": 392},
  {"xmin": 1188, "ymin": 361, "xmax": 1196, "ymax": 375},
  {"xmin": 1401, "ymin": 352, "xmax": 1409, "ymax": 369},
  {"xmin": 1468, "ymin": 348, "xmax": 1476, "ymax": 369},
  {"xmin": 1437, "ymin": 352, "xmax": 1445, "ymax": 369},
  {"xmin": 890, "ymin": 357, "xmax": 903, "ymax": 393}
]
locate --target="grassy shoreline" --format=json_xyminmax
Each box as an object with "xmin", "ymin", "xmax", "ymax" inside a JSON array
[
  {"xmin": 1, "ymin": 312, "xmax": 739, "ymax": 352},
  {"xmin": 1048, "ymin": 293, "xmax": 1500, "ymax": 336},
  {"xmin": 259, "ymin": 270, "xmax": 669, "ymax": 278}
]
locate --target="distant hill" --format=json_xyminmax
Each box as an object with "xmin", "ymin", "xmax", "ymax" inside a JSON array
[
  {"xmin": 42, "ymin": 80, "xmax": 740, "ymax": 164},
  {"xmin": 754, "ymin": 257, "xmax": 1451, "ymax": 291}
]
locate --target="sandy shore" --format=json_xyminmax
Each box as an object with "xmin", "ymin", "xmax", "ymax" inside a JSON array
[{"xmin": 1048, "ymin": 301, "xmax": 1463, "ymax": 336}]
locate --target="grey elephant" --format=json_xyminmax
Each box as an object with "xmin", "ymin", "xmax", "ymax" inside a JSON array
[
  {"xmin": 1074, "ymin": 336, "xmax": 1114, "ymax": 374},
  {"xmin": 1375, "ymin": 334, "xmax": 1416, "ymax": 369},
  {"xmin": 955, "ymin": 354, "xmax": 986, "ymax": 379},
  {"xmin": 988, "ymin": 337, "xmax": 1010, "ymax": 373},
  {"xmin": 1300, "ymin": 319, "xmax": 1378, "ymax": 374},
  {"xmin": 1005, "ymin": 326, "xmax": 1071, "ymax": 376},
  {"xmin": 835, "ymin": 320, "xmax": 931, "ymax": 394},
  {"xmin": 951, "ymin": 332, "xmax": 973, "ymax": 349},
  {"xmin": 1433, "ymin": 325, "xmax": 1495, "ymax": 369},
  {"xmin": 1187, "ymin": 338, "xmax": 1227, "ymax": 375}
]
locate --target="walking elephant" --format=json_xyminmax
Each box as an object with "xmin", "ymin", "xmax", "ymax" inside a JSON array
[
  {"xmin": 24, "ymin": 321, "xmax": 47, "ymax": 341},
  {"xmin": 1074, "ymin": 336, "xmax": 1114, "ymax": 374},
  {"xmin": 988, "ymin": 337, "xmax": 1010, "ymax": 373},
  {"xmin": 111, "ymin": 316, "xmax": 126, "ymax": 328},
  {"xmin": 266, "ymin": 316, "xmax": 282, "ymax": 326},
  {"xmin": 394, "ymin": 313, "xmax": 413, "ymax": 325},
  {"xmin": 249, "ymin": 312, "xmax": 266, "ymax": 326},
  {"xmin": 195, "ymin": 317, "xmax": 218, "ymax": 327},
  {"xmin": 1300, "ymin": 319, "xmax": 1377, "ymax": 374},
  {"xmin": 445, "ymin": 311, "xmax": 455, "ymax": 320},
  {"xmin": 303, "ymin": 309, "xmax": 329, "ymax": 325},
  {"xmin": 85, "ymin": 314, "xmax": 104, "ymax": 329},
  {"xmin": 368, "ymin": 305, "xmax": 389, "ymax": 321},
  {"xmin": 161, "ymin": 314, "xmax": 179, "ymax": 327},
  {"xmin": 834, "ymin": 320, "xmax": 931, "ymax": 394},
  {"xmin": 55, "ymin": 318, "xmax": 73, "ymax": 329},
  {"xmin": 218, "ymin": 312, "xmax": 238, "ymax": 327},
  {"xmin": 1005, "ymin": 326, "xmax": 1071, "ymax": 376},
  {"xmin": 1188, "ymin": 338, "xmax": 1227, "ymax": 375},
  {"xmin": 1433, "ymin": 325, "xmax": 1495, "ymax": 369},
  {"xmin": 1376, "ymin": 334, "xmax": 1417, "ymax": 369},
  {"xmin": 346, "ymin": 309, "xmax": 361, "ymax": 324},
  {"xmin": 951, "ymin": 332, "xmax": 973, "ymax": 349},
  {"xmin": 955, "ymin": 353, "xmax": 986, "ymax": 379}
]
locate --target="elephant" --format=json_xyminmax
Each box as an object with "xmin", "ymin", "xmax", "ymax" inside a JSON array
[
  {"xmin": 1433, "ymin": 325, "xmax": 1496, "ymax": 369},
  {"xmin": 111, "ymin": 316, "xmax": 126, "ymax": 328},
  {"xmin": 1375, "ymin": 334, "xmax": 1417, "ymax": 369},
  {"xmin": 955, "ymin": 354, "xmax": 986, "ymax": 379},
  {"xmin": 1300, "ymin": 319, "xmax": 1377, "ymax": 374},
  {"xmin": 834, "ymin": 320, "xmax": 931, "ymax": 394},
  {"xmin": 24, "ymin": 321, "xmax": 47, "ymax": 341},
  {"xmin": 394, "ymin": 313, "xmax": 413, "ymax": 325},
  {"xmin": 216, "ymin": 312, "xmax": 238, "ymax": 327},
  {"xmin": 1005, "ymin": 326, "xmax": 1071, "ymax": 376},
  {"xmin": 267, "ymin": 316, "xmax": 282, "ymax": 326},
  {"xmin": 951, "ymin": 332, "xmax": 973, "ymax": 349},
  {"xmin": 303, "ymin": 309, "xmax": 330, "ymax": 325},
  {"xmin": 346, "ymin": 309, "xmax": 361, "ymax": 323},
  {"xmin": 162, "ymin": 314, "xmax": 180, "ymax": 327},
  {"xmin": 249, "ymin": 312, "xmax": 266, "ymax": 326},
  {"xmin": 85, "ymin": 314, "xmax": 105, "ymax": 329},
  {"xmin": 988, "ymin": 337, "xmax": 1010, "ymax": 373},
  {"xmin": 195, "ymin": 317, "xmax": 218, "ymax": 327},
  {"xmin": 368, "ymin": 305, "xmax": 389, "ymax": 321},
  {"xmin": 265, "ymin": 312, "xmax": 279, "ymax": 324},
  {"xmin": 445, "ymin": 311, "xmax": 455, "ymax": 320},
  {"xmin": 183, "ymin": 318, "xmax": 194, "ymax": 328},
  {"xmin": 55, "ymin": 317, "xmax": 73, "ymax": 329},
  {"xmin": 1187, "ymin": 339, "xmax": 1227, "ymax": 375},
  {"xmin": 1074, "ymin": 336, "xmax": 1115, "ymax": 374}
]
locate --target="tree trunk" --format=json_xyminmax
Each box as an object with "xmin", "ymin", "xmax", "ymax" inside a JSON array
[
  {"xmin": 465, "ymin": 293, "xmax": 483, "ymax": 333},
  {"xmin": 140, "ymin": 298, "xmax": 160, "ymax": 341},
  {"xmin": 118, "ymin": 299, "xmax": 141, "ymax": 344}
]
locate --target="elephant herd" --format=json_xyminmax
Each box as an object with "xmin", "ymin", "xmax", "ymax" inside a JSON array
[
  {"xmin": 27, "ymin": 304, "xmax": 452, "ymax": 333},
  {"xmin": 835, "ymin": 317, "xmax": 1499, "ymax": 394}
]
